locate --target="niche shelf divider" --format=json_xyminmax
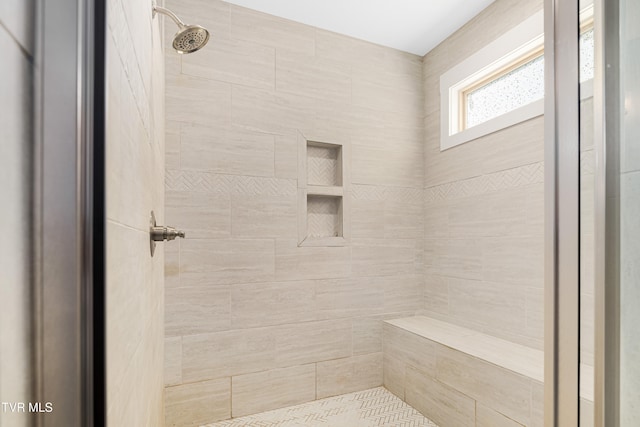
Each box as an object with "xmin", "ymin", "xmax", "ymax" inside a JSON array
[{"xmin": 297, "ymin": 132, "xmax": 350, "ymax": 247}]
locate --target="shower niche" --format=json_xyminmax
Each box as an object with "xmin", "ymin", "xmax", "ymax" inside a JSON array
[{"xmin": 298, "ymin": 133, "xmax": 350, "ymax": 247}]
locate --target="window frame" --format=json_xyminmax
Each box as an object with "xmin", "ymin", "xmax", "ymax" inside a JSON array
[
  {"xmin": 459, "ymin": 45, "xmax": 545, "ymax": 132},
  {"xmin": 439, "ymin": 6, "xmax": 594, "ymax": 152},
  {"xmin": 439, "ymin": 11, "xmax": 545, "ymax": 151}
]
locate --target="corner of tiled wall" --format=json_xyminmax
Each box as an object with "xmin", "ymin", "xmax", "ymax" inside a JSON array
[
  {"xmin": 421, "ymin": 0, "xmax": 547, "ymax": 351},
  {"xmin": 162, "ymin": 0, "xmax": 425, "ymax": 424},
  {"xmin": 106, "ymin": 0, "xmax": 166, "ymax": 425}
]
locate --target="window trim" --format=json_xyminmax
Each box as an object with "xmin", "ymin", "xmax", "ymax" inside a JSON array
[
  {"xmin": 440, "ymin": 6, "xmax": 595, "ymax": 152},
  {"xmin": 440, "ymin": 11, "xmax": 545, "ymax": 151}
]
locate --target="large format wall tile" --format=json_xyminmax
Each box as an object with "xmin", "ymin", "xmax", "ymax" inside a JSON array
[
  {"xmin": 351, "ymin": 239, "xmax": 420, "ymax": 277},
  {"xmin": 229, "ymin": 5, "xmax": 315, "ymax": 55},
  {"xmin": 231, "ymin": 194, "xmax": 297, "ymax": 238},
  {"xmin": 383, "ymin": 354, "xmax": 406, "ymax": 399},
  {"xmin": 275, "ymin": 133, "xmax": 298, "ymax": 179},
  {"xmin": 164, "ymin": 337, "xmax": 182, "ymax": 386},
  {"xmin": 276, "ymin": 51, "xmax": 351, "ymax": 104},
  {"xmin": 315, "ymin": 277, "xmax": 383, "ymax": 320},
  {"xmin": 180, "ymin": 123, "xmax": 275, "ymax": 176},
  {"xmin": 166, "ymin": 0, "xmax": 425, "ymax": 420},
  {"xmin": 425, "ymin": 238, "xmax": 483, "ymax": 280},
  {"xmin": 352, "ymin": 143, "xmax": 424, "ymax": 188},
  {"xmin": 383, "ymin": 323, "xmax": 437, "ymax": 376},
  {"xmin": 232, "ymin": 364, "xmax": 316, "ymax": 417},
  {"xmin": 165, "ymin": 190, "xmax": 231, "ymax": 239},
  {"xmin": 230, "ymin": 280, "xmax": 317, "ymax": 328},
  {"xmin": 275, "ymin": 239, "xmax": 351, "ymax": 281},
  {"xmin": 352, "ymin": 316, "xmax": 385, "ymax": 355},
  {"xmin": 421, "ymin": 0, "xmax": 545, "ymax": 351},
  {"xmin": 165, "ymin": 120, "xmax": 180, "ymax": 169},
  {"xmin": 482, "ymin": 236, "xmax": 544, "ymax": 288},
  {"xmin": 316, "ymin": 353, "xmax": 383, "ymax": 399},
  {"xmin": 182, "ymin": 329, "xmax": 276, "ymax": 382},
  {"xmin": 274, "ymin": 320, "xmax": 353, "ymax": 367},
  {"xmin": 166, "ymin": 74, "xmax": 231, "ymax": 127},
  {"xmin": 447, "ymin": 278, "xmax": 527, "ymax": 336},
  {"xmin": 165, "ymin": 378, "xmax": 231, "ymax": 426},
  {"xmin": 181, "ymin": 320, "xmax": 351, "ymax": 382},
  {"xmin": 182, "ymin": 37, "xmax": 275, "ymax": 90},
  {"xmin": 180, "ymin": 239, "xmax": 275, "ymax": 286},
  {"xmin": 405, "ymin": 366, "xmax": 476, "ymax": 427},
  {"xmin": 231, "ymin": 85, "xmax": 315, "ymax": 134},
  {"xmin": 423, "ymin": 275, "xmax": 449, "ymax": 316},
  {"xmin": 435, "ymin": 346, "xmax": 532, "ymax": 425},
  {"xmin": 165, "ymin": 286, "xmax": 231, "ymax": 336}
]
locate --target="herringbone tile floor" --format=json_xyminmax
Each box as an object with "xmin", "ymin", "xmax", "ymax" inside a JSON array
[{"xmin": 204, "ymin": 387, "xmax": 438, "ymax": 427}]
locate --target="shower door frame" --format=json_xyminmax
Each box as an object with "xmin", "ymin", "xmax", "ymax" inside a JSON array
[
  {"xmin": 35, "ymin": 0, "xmax": 106, "ymax": 425},
  {"xmin": 546, "ymin": 0, "xmax": 620, "ymax": 425},
  {"xmin": 544, "ymin": 0, "xmax": 581, "ymax": 425},
  {"xmin": 593, "ymin": 0, "xmax": 620, "ymax": 425}
]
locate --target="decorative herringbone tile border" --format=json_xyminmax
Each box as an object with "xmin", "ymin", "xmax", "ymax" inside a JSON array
[
  {"xmin": 425, "ymin": 161, "xmax": 544, "ymax": 204},
  {"xmin": 165, "ymin": 169, "xmax": 297, "ymax": 197},
  {"xmin": 203, "ymin": 387, "xmax": 438, "ymax": 427}
]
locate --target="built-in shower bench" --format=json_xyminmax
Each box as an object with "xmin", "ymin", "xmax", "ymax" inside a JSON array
[
  {"xmin": 383, "ymin": 316, "xmax": 544, "ymax": 427},
  {"xmin": 383, "ymin": 316, "xmax": 595, "ymax": 427}
]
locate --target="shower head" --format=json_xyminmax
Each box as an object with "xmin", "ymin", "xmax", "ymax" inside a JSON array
[
  {"xmin": 172, "ymin": 25, "xmax": 210, "ymax": 54},
  {"xmin": 153, "ymin": 6, "xmax": 210, "ymax": 54}
]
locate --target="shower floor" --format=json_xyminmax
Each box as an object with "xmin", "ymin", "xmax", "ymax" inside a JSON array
[{"xmin": 203, "ymin": 386, "xmax": 438, "ymax": 427}]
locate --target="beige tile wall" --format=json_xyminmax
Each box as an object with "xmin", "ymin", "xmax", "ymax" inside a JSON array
[
  {"xmin": 106, "ymin": 0, "xmax": 165, "ymax": 425},
  {"xmin": 422, "ymin": 0, "xmax": 546, "ymax": 350},
  {"xmin": 0, "ymin": 2, "xmax": 34, "ymax": 426},
  {"xmin": 163, "ymin": 0, "xmax": 425, "ymax": 423}
]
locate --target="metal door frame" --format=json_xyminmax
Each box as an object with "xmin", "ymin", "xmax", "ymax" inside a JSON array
[
  {"xmin": 594, "ymin": 0, "xmax": 620, "ymax": 425},
  {"xmin": 34, "ymin": 0, "xmax": 106, "ymax": 425},
  {"xmin": 544, "ymin": 0, "xmax": 581, "ymax": 425}
]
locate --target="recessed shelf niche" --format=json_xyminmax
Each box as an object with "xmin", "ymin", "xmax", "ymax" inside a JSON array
[
  {"xmin": 307, "ymin": 143, "xmax": 341, "ymax": 186},
  {"xmin": 298, "ymin": 134, "xmax": 350, "ymax": 247},
  {"xmin": 307, "ymin": 195, "xmax": 342, "ymax": 238}
]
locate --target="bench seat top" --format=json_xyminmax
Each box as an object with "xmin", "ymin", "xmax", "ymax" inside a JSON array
[{"xmin": 384, "ymin": 316, "xmax": 594, "ymax": 401}]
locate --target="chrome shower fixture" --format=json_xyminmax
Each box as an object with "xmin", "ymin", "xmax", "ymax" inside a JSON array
[{"xmin": 153, "ymin": 5, "xmax": 210, "ymax": 54}]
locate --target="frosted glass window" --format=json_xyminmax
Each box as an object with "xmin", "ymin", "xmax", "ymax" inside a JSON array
[
  {"xmin": 580, "ymin": 28, "xmax": 595, "ymax": 82},
  {"xmin": 465, "ymin": 54, "xmax": 545, "ymax": 129}
]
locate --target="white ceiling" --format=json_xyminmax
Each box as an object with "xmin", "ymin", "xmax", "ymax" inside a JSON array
[{"xmin": 222, "ymin": 0, "xmax": 496, "ymax": 56}]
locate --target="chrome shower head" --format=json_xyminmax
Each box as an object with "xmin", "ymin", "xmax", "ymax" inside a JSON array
[
  {"xmin": 172, "ymin": 25, "xmax": 210, "ymax": 54},
  {"xmin": 153, "ymin": 6, "xmax": 210, "ymax": 54}
]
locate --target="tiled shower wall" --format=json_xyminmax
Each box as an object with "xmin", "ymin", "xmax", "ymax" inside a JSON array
[
  {"xmin": 163, "ymin": 0, "xmax": 425, "ymax": 424},
  {"xmin": 421, "ymin": 0, "xmax": 547, "ymax": 350},
  {"xmin": 105, "ymin": 0, "xmax": 165, "ymax": 425}
]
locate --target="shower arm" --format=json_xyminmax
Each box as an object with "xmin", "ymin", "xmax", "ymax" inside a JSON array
[{"xmin": 153, "ymin": 6, "xmax": 186, "ymax": 28}]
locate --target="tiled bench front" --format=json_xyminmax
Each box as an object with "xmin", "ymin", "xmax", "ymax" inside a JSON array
[
  {"xmin": 383, "ymin": 316, "xmax": 596, "ymax": 427},
  {"xmin": 383, "ymin": 316, "xmax": 545, "ymax": 427}
]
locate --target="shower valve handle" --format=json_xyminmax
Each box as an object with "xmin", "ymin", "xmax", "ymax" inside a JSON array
[
  {"xmin": 151, "ymin": 225, "xmax": 185, "ymax": 242},
  {"xmin": 149, "ymin": 211, "xmax": 184, "ymax": 257}
]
